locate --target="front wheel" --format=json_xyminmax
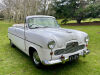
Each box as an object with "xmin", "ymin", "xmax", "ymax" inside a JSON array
[{"xmin": 32, "ymin": 51, "xmax": 43, "ymax": 68}]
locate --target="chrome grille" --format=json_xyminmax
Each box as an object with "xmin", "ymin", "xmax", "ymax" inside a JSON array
[{"xmin": 54, "ymin": 42, "xmax": 85, "ymax": 55}]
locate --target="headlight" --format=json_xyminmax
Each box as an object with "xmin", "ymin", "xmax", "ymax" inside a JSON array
[
  {"xmin": 85, "ymin": 36, "xmax": 89, "ymax": 42},
  {"xmin": 48, "ymin": 40, "xmax": 55, "ymax": 49}
]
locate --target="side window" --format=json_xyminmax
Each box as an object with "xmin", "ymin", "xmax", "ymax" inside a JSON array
[{"xmin": 28, "ymin": 18, "xmax": 34, "ymax": 28}]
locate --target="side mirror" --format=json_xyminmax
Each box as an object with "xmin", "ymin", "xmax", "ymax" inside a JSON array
[
  {"xmin": 24, "ymin": 23, "xmax": 28, "ymax": 30},
  {"xmin": 25, "ymin": 25, "xmax": 28, "ymax": 28}
]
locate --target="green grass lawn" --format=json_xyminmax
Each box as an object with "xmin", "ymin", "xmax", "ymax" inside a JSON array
[
  {"xmin": 0, "ymin": 21, "xmax": 100, "ymax": 75},
  {"xmin": 58, "ymin": 18, "xmax": 100, "ymax": 24}
]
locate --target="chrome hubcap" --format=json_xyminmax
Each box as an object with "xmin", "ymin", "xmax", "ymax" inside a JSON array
[{"xmin": 33, "ymin": 51, "xmax": 40, "ymax": 65}]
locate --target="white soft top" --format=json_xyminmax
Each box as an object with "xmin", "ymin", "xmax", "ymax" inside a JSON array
[{"xmin": 13, "ymin": 24, "xmax": 24, "ymax": 27}]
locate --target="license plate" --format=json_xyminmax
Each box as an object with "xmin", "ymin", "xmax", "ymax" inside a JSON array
[{"xmin": 69, "ymin": 54, "xmax": 79, "ymax": 62}]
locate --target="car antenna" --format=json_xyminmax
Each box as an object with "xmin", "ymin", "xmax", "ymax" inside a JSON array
[{"xmin": 24, "ymin": 0, "xmax": 26, "ymax": 51}]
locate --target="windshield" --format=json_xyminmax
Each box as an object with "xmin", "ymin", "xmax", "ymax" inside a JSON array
[{"xmin": 28, "ymin": 17, "xmax": 59, "ymax": 28}]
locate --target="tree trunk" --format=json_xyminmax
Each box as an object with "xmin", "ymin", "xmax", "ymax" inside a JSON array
[{"xmin": 77, "ymin": 19, "xmax": 81, "ymax": 24}]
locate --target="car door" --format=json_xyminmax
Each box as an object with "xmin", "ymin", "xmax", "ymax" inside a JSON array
[{"xmin": 14, "ymin": 27, "xmax": 25, "ymax": 52}]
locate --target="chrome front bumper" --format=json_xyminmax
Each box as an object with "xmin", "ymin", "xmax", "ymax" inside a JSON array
[{"xmin": 42, "ymin": 49, "xmax": 90, "ymax": 65}]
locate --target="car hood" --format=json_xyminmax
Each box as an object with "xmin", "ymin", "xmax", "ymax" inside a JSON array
[{"xmin": 27, "ymin": 28, "xmax": 88, "ymax": 48}]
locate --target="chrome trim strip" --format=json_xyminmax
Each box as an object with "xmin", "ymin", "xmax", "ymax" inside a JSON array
[
  {"xmin": 42, "ymin": 49, "xmax": 90, "ymax": 65},
  {"xmin": 8, "ymin": 32, "xmax": 43, "ymax": 48},
  {"xmin": 42, "ymin": 58, "xmax": 68, "ymax": 65}
]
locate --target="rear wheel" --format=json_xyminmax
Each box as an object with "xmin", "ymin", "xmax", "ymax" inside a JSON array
[{"xmin": 10, "ymin": 40, "xmax": 15, "ymax": 48}]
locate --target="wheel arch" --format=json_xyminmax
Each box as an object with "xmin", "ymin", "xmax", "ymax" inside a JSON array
[
  {"xmin": 29, "ymin": 47, "xmax": 37, "ymax": 57},
  {"xmin": 28, "ymin": 45, "xmax": 44, "ymax": 62}
]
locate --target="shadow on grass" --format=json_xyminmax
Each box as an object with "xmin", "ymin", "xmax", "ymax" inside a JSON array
[
  {"xmin": 7, "ymin": 43, "xmax": 88, "ymax": 75},
  {"xmin": 11, "ymin": 45, "xmax": 30, "ymax": 59}
]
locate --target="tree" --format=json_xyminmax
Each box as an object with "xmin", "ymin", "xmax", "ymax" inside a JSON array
[
  {"xmin": 0, "ymin": 0, "xmax": 53, "ymax": 23},
  {"xmin": 0, "ymin": 12, "xmax": 4, "ymax": 19},
  {"xmin": 52, "ymin": 0, "xmax": 82, "ymax": 24},
  {"xmin": 52, "ymin": 0, "xmax": 100, "ymax": 24},
  {"xmin": 86, "ymin": 4, "xmax": 100, "ymax": 18}
]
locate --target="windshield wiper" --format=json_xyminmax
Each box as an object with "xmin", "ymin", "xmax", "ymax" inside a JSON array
[
  {"xmin": 33, "ymin": 26, "xmax": 42, "ymax": 29},
  {"xmin": 33, "ymin": 26, "xmax": 50, "ymax": 29},
  {"xmin": 30, "ymin": 24, "xmax": 53, "ymax": 29},
  {"xmin": 43, "ymin": 26, "xmax": 49, "ymax": 28}
]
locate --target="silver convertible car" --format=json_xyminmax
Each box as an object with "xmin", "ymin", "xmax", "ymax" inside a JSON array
[{"xmin": 8, "ymin": 15, "xmax": 90, "ymax": 67}]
